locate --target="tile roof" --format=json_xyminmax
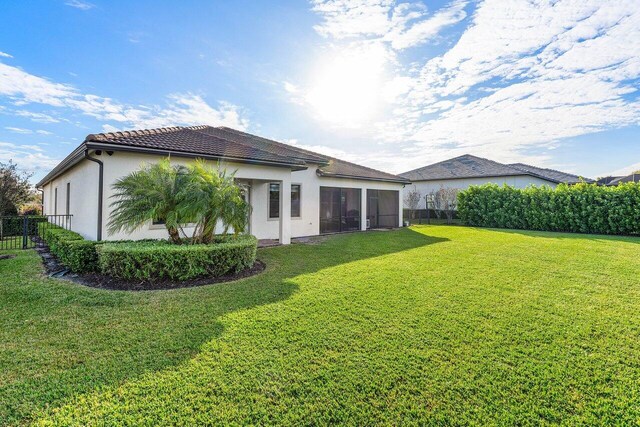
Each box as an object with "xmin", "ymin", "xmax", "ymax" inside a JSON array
[
  {"xmin": 596, "ymin": 176, "xmax": 620, "ymax": 185},
  {"xmin": 194, "ymin": 126, "xmax": 329, "ymax": 164},
  {"xmin": 607, "ymin": 173, "xmax": 639, "ymax": 185},
  {"xmin": 80, "ymin": 125, "xmax": 409, "ymax": 183},
  {"xmin": 86, "ymin": 126, "xmax": 301, "ymax": 166},
  {"xmin": 399, "ymin": 154, "xmax": 592, "ymax": 184},
  {"xmin": 508, "ymin": 163, "xmax": 593, "ymax": 184},
  {"xmin": 318, "ymin": 157, "xmax": 411, "ymax": 183},
  {"xmin": 399, "ymin": 155, "xmax": 523, "ymax": 181}
]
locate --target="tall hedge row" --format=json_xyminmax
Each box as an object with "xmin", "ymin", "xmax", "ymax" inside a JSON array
[{"xmin": 458, "ymin": 182, "xmax": 640, "ymax": 235}]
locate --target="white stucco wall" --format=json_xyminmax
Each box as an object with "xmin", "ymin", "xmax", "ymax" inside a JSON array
[
  {"xmin": 403, "ymin": 175, "xmax": 556, "ymax": 207},
  {"xmin": 42, "ymin": 159, "xmax": 100, "ymax": 239},
  {"xmin": 100, "ymin": 152, "xmax": 296, "ymax": 241},
  {"xmin": 42, "ymin": 150, "xmax": 405, "ymax": 242}
]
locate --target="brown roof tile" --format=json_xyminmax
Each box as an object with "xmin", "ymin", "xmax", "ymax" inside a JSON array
[
  {"xmin": 80, "ymin": 125, "xmax": 408, "ymax": 183},
  {"xmin": 85, "ymin": 126, "xmax": 304, "ymax": 166}
]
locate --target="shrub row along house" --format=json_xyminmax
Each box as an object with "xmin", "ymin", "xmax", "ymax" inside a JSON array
[{"xmin": 37, "ymin": 126, "xmax": 409, "ymax": 244}]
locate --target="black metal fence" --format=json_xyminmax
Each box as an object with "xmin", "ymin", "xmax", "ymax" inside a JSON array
[
  {"xmin": 403, "ymin": 209, "xmax": 459, "ymax": 224},
  {"xmin": 0, "ymin": 215, "xmax": 72, "ymax": 250}
]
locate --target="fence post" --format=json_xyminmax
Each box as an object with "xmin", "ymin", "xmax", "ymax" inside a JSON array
[{"xmin": 22, "ymin": 216, "xmax": 28, "ymax": 249}]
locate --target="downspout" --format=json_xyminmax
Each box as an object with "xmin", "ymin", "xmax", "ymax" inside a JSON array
[{"xmin": 84, "ymin": 149, "xmax": 103, "ymax": 241}]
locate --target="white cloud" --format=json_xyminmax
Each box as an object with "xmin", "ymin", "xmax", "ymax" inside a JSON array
[
  {"xmin": 304, "ymin": 0, "xmax": 640, "ymax": 175},
  {"xmin": 0, "ymin": 62, "xmax": 78, "ymax": 106},
  {"xmin": 0, "ymin": 62, "xmax": 250, "ymax": 131},
  {"xmin": 385, "ymin": 0, "xmax": 468, "ymax": 50},
  {"xmin": 64, "ymin": 0, "xmax": 95, "ymax": 10},
  {"xmin": 375, "ymin": 0, "xmax": 640, "ymax": 170},
  {"xmin": 14, "ymin": 110, "xmax": 60, "ymax": 123},
  {"xmin": 5, "ymin": 126, "xmax": 32, "ymax": 134},
  {"xmin": 36, "ymin": 130, "xmax": 53, "ymax": 135},
  {"xmin": 312, "ymin": 0, "xmax": 468, "ymax": 50},
  {"xmin": 0, "ymin": 141, "xmax": 60, "ymax": 172},
  {"xmin": 0, "ymin": 51, "xmax": 12, "ymax": 58}
]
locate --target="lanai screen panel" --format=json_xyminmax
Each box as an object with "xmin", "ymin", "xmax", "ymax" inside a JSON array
[
  {"xmin": 320, "ymin": 187, "xmax": 361, "ymax": 234},
  {"xmin": 367, "ymin": 189, "xmax": 399, "ymax": 228}
]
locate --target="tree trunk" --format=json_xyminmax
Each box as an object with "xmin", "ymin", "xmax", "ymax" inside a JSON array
[{"xmin": 167, "ymin": 227, "xmax": 182, "ymax": 244}]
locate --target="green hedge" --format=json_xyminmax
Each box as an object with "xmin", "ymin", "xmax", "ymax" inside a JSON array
[
  {"xmin": 97, "ymin": 235, "xmax": 258, "ymax": 281},
  {"xmin": 1, "ymin": 216, "xmax": 48, "ymax": 236},
  {"xmin": 458, "ymin": 182, "xmax": 640, "ymax": 235},
  {"xmin": 39, "ymin": 224, "xmax": 99, "ymax": 273}
]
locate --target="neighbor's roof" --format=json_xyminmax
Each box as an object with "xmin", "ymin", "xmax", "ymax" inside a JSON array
[
  {"xmin": 596, "ymin": 176, "xmax": 620, "ymax": 185},
  {"xmin": 607, "ymin": 173, "xmax": 639, "ymax": 185},
  {"xmin": 37, "ymin": 125, "xmax": 410, "ymax": 187},
  {"xmin": 399, "ymin": 154, "xmax": 592, "ymax": 184},
  {"xmin": 507, "ymin": 163, "xmax": 591, "ymax": 184},
  {"xmin": 399, "ymin": 155, "xmax": 524, "ymax": 181}
]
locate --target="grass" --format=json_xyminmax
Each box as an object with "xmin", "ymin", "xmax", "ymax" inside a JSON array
[{"xmin": 1, "ymin": 226, "xmax": 639, "ymax": 426}]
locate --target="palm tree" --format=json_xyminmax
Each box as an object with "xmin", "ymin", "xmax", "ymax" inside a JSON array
[
  {"xmin": 181, "ymin": 160, "xmax": 249, "ymax": 244},
  {"xmin": 107, "ymin": 158, "xmax": 192, "ymax": 244}
]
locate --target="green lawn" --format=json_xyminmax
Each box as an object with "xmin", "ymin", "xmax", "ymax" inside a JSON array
[{"xmin": 1, "ymin": 226, "xmax": 639, "ymax": 426}]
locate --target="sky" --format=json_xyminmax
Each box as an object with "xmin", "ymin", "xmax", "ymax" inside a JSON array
[{"xmin": 0, "ymin": 0, "xmax": 639, "ymax": 183}]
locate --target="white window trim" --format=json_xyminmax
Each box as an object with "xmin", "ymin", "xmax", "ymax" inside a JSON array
[
  {"xmin": 268, "ymin": 182, "xmax": 280, "ymax": 220},
  {"xmin": 268, "ymin": 182, "xmax": 303, "ymax": 220},
  {"xmin": 291, "ymin": 183, "xmax": 302, "ymax": 219}
]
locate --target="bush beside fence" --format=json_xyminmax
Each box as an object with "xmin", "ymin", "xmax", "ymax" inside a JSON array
[
  {"xmin": 97, "ymin": 235, "xmax": 258, "ymax": 281},
  {"xmin": 39, "ymin": 224, "xmax": 99, "ymax": 273},
  {"xmin": 1, "ymin": 216, "xmax": 48, "ymax": 237},
  {"xmin": 457, "ymin": 182, "xmax": 640, "ymax": 235}
]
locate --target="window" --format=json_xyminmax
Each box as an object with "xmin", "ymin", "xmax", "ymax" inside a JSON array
[
  {"xmin": 66, "ymin": 183, "xmax": 71, "ymax": 215},
  {"xmin": 269, "ymin": 183, "xmax": 280, "ymax": 219},
  {"xmin": 269, "ymin": 183, "xmax": 302, "ymax": 219},
  {"xmin": 291, "ymin": 184, "xmax": 301, "ymax": 218}
]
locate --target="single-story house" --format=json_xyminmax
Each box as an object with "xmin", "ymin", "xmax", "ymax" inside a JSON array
[
  {"xmin": 400, "ymin": 154, "xmax": 593, "ymax": 206},
  {"xmin": 596, "ymin": 173, "xmax": 639, "ymax": 186},
  {"xmin": 36, "ymin": 125, "xmax": 409, "ymax": 244}
]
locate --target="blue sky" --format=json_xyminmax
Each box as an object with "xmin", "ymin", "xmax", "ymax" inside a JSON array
[{"xmin": 0, "ymin": 0, "xmax": 638, "ymax": 183}]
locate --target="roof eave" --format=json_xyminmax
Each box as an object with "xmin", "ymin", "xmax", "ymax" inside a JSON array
[
  {"xmin": 85, "ymin": 141, "xmax": 308, "ymax": 169},
  {"xmin": 36, "ymin": 143, "xmax": 88, "ymax": 188},
  {"xmin": 403, "ymin": 172, "xmax": 534, "ymax": 182},
  {"xmin": 317, "ymin": 170, "xmax": 410, "ymax": 185}
]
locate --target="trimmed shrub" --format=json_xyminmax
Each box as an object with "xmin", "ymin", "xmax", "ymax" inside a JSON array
[
  {"xmin": 458, "ymin": 182, "xmax": 640, "ymax": 235},
  {"xmin": 97, "ymin": 234, "xmax": 258, "ymax": 281},
  {"xmin": 39, "ymin": 224, "xmax": 99, "ymax": 273}
]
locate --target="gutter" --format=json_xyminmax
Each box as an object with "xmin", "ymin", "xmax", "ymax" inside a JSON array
[
  {"xmin": 36, "ymin": 143, "xmax": 87, "ymax": 188},
  {"xmin": 36, "ymin": 140, "xmax": 310, "ymax": 191},
  {"xmin": 84, "ymin": 149, "xmax": 103, "ymax": 241},
  {"xmin": 85, "ymin": 141, "xmax": 308, "ymax": 170},
  {"xmin": 316, "ymin": 170, "xmax": 411, "ymax": 185}
]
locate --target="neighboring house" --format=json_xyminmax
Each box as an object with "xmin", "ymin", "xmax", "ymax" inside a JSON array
[
  {"xmin": 596, "ymin": 173, "xmax": 639, "ymax": 186},
  {"xmin": 399, "ymin": 154, "xmax": 592, "ymax": 206},
  {"xmin": 37, "ymin": 125, "xmax": 409, "ymax": 244}
]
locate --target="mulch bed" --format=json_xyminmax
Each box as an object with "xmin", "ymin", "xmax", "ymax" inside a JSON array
[
  {"xmin": 35, "ymin": 242, "xmax": 266, "ymax": 291},
  {"xmin": 0, "ymin": 254, "xmax": 16, "ymax": 260}
]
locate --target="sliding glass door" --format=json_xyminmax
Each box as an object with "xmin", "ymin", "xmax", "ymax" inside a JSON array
[
  {"xmin": 367, "ymin": 190, "xmax": 399, "ymax": 228},
  {"xmin": 319, "ymin": 187, "xmax": 361, "ymax": 234}
]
